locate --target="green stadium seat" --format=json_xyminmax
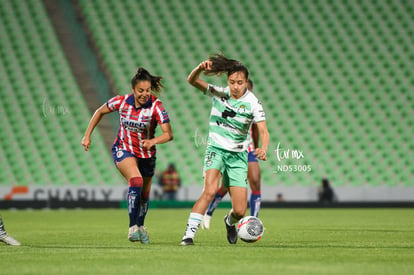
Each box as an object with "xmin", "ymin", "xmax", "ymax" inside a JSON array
[
  {"xmin": 70, "ymin": 0, "xmax": 414, "ymax": 188},
  {"xmin": 0, "ymin": 0, "xmax": 123, "ymax": 187}
]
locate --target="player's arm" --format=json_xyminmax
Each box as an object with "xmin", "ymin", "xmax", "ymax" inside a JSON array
[
  {"xmin": 187, "ymin": 60, "xmax": 212, "ymax": 92},
  {"xmin": 81, "ymin": 103, "xmax": 111, "ymax": 151},
  {"xmin": 254, "ymin": 120, "xmax": 269, "ymax": 161},
  {"xmin": 141, "ymin": 122, "xmax": 173, "ymax": 149}
]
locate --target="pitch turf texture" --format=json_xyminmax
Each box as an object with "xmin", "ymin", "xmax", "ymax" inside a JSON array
[{"xmin": 1, "ymin": 209, "xmax": 413, "ymax": 275}]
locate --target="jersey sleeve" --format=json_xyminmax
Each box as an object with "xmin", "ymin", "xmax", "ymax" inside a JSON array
[
  {"xmin": 153, "ymin": 100, "xmax": 170, "ymax": 124},
  {"xmin": 106, "ymin": 95, "xmax": 125, "ymax": 112},
  {"xmin": 205, "ymin": 84, "xmax": 229, "ymax": 98},
  {"xmin": 252, "ymin": 98, "xmax": 266, "ymax": 122}
]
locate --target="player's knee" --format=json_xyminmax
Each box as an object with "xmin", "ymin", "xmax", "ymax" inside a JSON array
[
  {"xmin": 232, "ymin": 208, "xmax": 246, "ymax": 219},
  {"xmin": 202, "ymin": 188, "xmax": 217, "ymax": 201}
]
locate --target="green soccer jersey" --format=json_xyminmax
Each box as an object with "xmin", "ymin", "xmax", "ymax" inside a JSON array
[{"xmin": 205, "ymin": 84, "xmax": 266, "ymax": 152}]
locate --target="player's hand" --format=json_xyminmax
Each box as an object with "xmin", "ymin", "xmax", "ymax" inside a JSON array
[
  {"xmin": 141, "ymin": 139, "xmax": 155, "ymax": 149},
  {"xmin": 81, "ymin": 136, "xmax": 91, "ymax": 151},
  {"xmin": 198, "ymin": 60, "xmax": 212, "ymax": 71},
  {"xmin": 254, "ymin": 148, "xmax": 267, "ymax": 161}
]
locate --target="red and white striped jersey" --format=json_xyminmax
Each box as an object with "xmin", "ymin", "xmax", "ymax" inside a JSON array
[
  {"xmin": 247, "ymin": 126, "xmax": 255, "ymax": 153},
  {"xmin": 107, "ymin": 94, "xmax": 170, "ymax": 158}
]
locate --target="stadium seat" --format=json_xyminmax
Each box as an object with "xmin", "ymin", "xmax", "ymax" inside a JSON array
[
  {"xmin": 65, "ymin": 0, "xmax": 414, "ymax": 187},
  {"xmin": 0, "ymin": 0, "xmax": 123, "ymax": 186}
]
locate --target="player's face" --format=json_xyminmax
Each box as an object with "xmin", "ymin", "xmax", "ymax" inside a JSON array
[
  {"xmin": 133, "ymin": 80, "xmax": 151, "ymax": 106},
  {"xmin": 227, "ymin": 71, "xmax": 248, "ymax": 99}
]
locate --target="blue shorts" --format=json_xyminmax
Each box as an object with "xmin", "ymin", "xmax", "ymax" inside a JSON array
[
  {"xmin": 111, "ymin": 145, "xmax": 156, "ymax": 177},
  {"xmin": 248, "ymin": 151, "xmax": 258, "ymax": 162}
]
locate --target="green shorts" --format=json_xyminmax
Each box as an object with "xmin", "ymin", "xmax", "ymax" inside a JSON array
[{"xmin": 203, "ymin": 145, "xmax": 248, "ymax": 188}]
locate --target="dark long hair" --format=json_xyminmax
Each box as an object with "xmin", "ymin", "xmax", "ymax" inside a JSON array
[
  {"xmin": 203, "ymin": 53, "xmax": 249, "ymax": 79},
  {"xmin": 131, "ymin": 67, "xmax": 164, "ymax": 93}
]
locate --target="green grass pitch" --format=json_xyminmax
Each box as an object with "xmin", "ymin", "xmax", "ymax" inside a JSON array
[{"xmin": 1, "ymin": 208, "xmax": 414, "ymax": 274}]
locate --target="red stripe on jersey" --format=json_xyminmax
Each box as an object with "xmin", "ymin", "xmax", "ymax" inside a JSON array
[
  {"xmin": 247, "ymin": 126, "xmax": 255, "ymax": 153},
  {"xmin": 107, "ymin": 94, "xmax": 170, "ymax": 158}
]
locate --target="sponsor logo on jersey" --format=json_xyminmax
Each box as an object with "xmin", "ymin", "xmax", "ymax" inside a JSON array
[
  {"xmin": 216, "ymin": 120, "xmax": 237, "ymax": 130},
  {"xmin": 121, "ymin": 118, "xmax": 146, "ymax": 131}
]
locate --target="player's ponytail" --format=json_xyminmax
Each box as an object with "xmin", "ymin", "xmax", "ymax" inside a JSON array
[
  {"xmin": 131, "ymin": 67, "xmax": 165, "ymax": 93},
  {"xmin": 204, "ymin": 53, "xmax": 249, "ymax": 80}
]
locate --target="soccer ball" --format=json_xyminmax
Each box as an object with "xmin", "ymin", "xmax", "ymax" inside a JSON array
[{"xmin": 237, "ymin": 216, "xmax": 264, "ymax": 242}]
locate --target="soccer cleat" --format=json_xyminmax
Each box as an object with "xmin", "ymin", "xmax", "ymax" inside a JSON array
[
  {"xmin": 128, "ymin": 225, "xmax": 140, "ymax": 242},
  {"xmin": 0, "ymin": 217, "xmax": 20, "ymax": 246},
  {"xmin": 224, "ymin": 215, "xmax": 237, "ymax": 244},
  {"xmin": 180, "ymin": 238, "xmax": 194, "ymax": 246},
  {"xmin": 0, "ymin": 234, "xmax": 21, "ymax": 246},
  {"xmin": 201, "ymin": 214, "xmax": 211, "ymax": 230},
  {"xmin": 138, "ymin": 226, "xmax": 150, "ymax": 244}
]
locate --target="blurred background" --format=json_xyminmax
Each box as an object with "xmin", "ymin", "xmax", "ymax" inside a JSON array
[{"xmin": 0, "ymin": 0, "xmax": 413, "ymax": 208}]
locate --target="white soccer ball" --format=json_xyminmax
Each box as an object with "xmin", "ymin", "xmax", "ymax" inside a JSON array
[{"xmin": 237, "ymin": 216, "xmax": 264, "ymax": 242}]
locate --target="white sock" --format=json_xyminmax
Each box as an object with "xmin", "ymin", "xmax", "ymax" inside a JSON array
[
  {"xmin": 226, "ymin": 210, "xmax": 239, "ymax": 226},
  {"xmin": 183, "ymin": 212, "xmax": 203, "ymax": 239}
]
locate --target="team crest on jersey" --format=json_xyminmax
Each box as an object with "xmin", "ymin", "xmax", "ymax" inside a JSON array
[
  {"xmin": 238, "ymin": 105, "xmax": 246, "ymax": 114},
  {"xmin": 116, "ymin": 150, "xmax": 124, "ymax": 158}
]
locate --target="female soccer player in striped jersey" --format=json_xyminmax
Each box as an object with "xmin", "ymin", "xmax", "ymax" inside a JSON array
[
  {"xmin": 82, "ymin": 68, "xmax": 173, "ymax": 244},
  {"xmin": 201, "ymin": 79, "xmax": 262, "ymax": 229},
  {"xmin": 181, "ymin": 54, "xmax": 269, "ymax": 245}
]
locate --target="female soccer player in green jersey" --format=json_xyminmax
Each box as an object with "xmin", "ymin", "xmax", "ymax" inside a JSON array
[{"xmin": 181, "ymin": 54, "xmax": 269, "ymax": 245}]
